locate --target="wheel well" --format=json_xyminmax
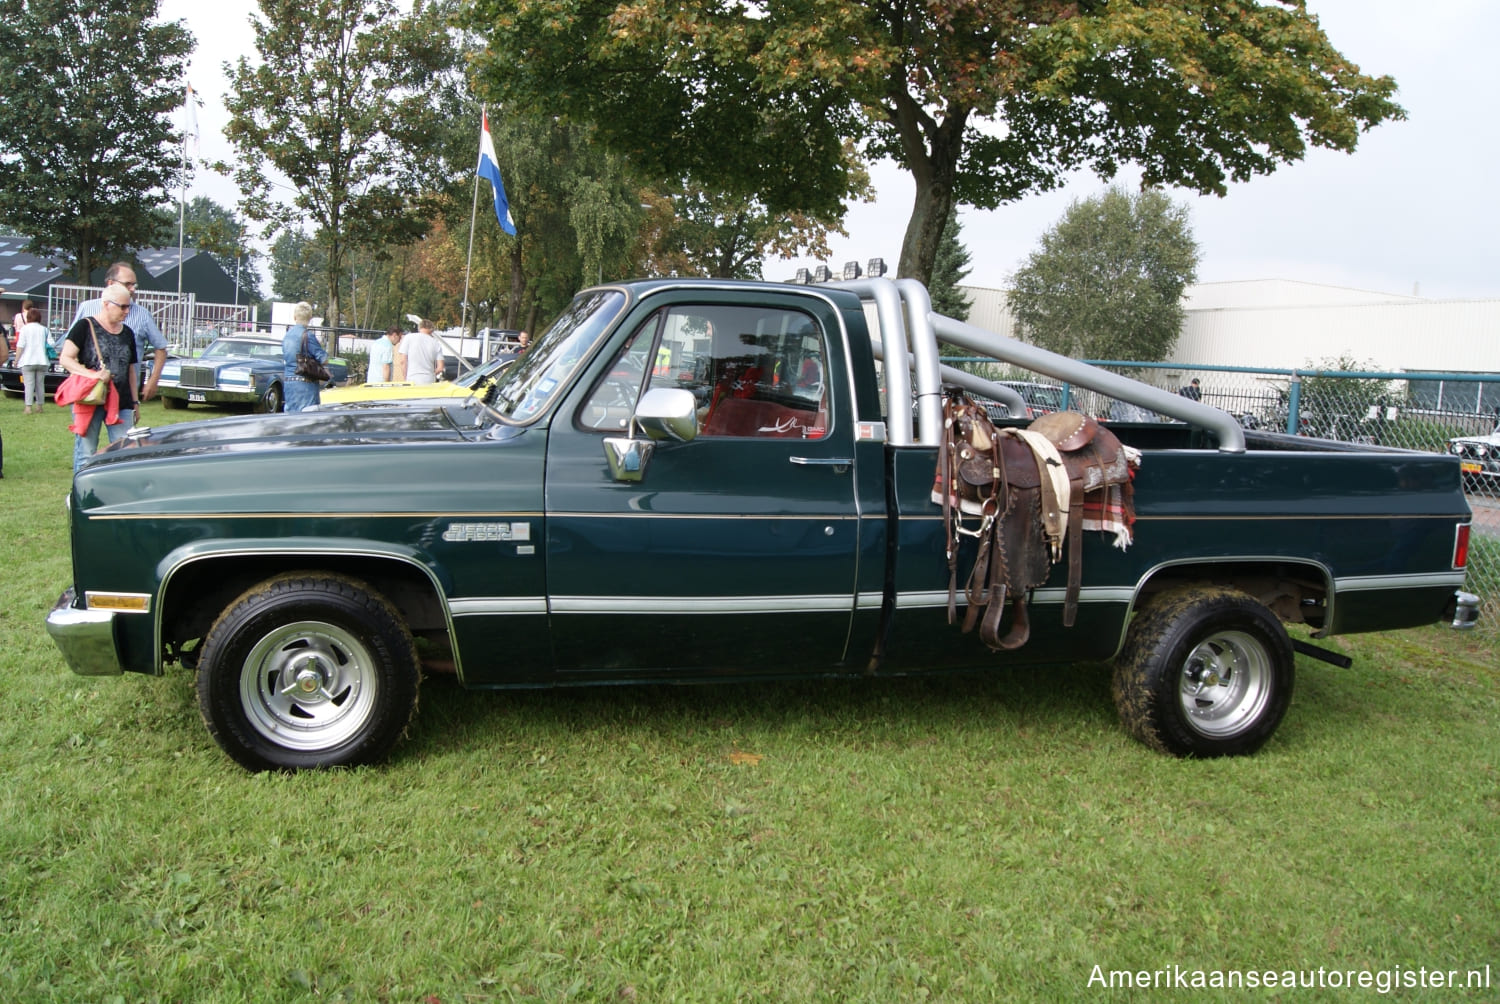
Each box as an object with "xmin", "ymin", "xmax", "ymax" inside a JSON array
[
  {"xmin": 1136, "ymin": 560, "xmax": 1329, "ymax": 629},
  {"xmin": 160, "ymin": 554, "xmax": 446, "ymax": 666}
]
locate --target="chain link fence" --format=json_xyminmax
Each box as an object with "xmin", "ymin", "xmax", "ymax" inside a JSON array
[
  {"xmin": 947, "ymin": 357, "xmax": 1496, "ymax": 632},
  {"xmin": 48, "ymin": 284, "xmax": 256, "ymax": 356}
]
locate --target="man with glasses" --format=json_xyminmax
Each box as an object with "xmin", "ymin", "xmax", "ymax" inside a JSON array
[
  {"xmin": 59, "ymin": 291, "xmax": 141, "ymax": 471},
  {"xmin": 71, "ymin": 262, "xmax": 170, "ymax": 402}
]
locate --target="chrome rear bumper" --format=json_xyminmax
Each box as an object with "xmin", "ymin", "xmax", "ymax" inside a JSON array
[{"xmin": 1451, "ymin": 590, "xmax": 1481, "ymax": 630}]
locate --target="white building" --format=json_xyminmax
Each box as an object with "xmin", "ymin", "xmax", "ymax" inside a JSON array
[{"xmin": 960, "ymin": 279, "xmax": 1500, "ymax": 375}]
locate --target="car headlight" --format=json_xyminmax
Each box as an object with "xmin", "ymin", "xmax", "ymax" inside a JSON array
[
  {"xmin": 1476, "ymin": 445, "xmax": 1489, "ymax": 458},
  {"xmin": 218, "ymin": 367, "xmax": 252, "ymax": 388}
]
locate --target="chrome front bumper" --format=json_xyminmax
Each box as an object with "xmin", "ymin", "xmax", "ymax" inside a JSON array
[{"xmin": 46, "ymin": 589, "xmax": 125, "ymax": 676}]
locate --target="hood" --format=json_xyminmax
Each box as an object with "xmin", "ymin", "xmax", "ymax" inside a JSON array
[{"xmin": 93, "ymin": 400, "xmax": 520, "ymax": 465}]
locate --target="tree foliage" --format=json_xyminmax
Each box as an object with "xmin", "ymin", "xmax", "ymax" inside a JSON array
[
  {"xmin": 181, "ymin": 197, "xmax": 263, "ymax": 304},
  {"xmin": 222, "ymin": 0, "xmax": 457, "ymax": 326},
  {"xmin": 466, "ymin": 0, "xmax": 1403, "ymax": 285},
  {"xmin": 0, "ymin": 0, "xmax": 192, "ymax": 280},
  {"xmin": 269, "ymin": 228, "xmax": 325, "ymax": 304},
  {"xmin": 928, "ymin": 209, "xmax": 973, "ymax": 321},
  {"xmin": 1007, "ymin": 186, "xmax": 1198, "ymax": 362}
]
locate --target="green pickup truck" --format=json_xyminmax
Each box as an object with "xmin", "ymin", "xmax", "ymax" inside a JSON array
[{"xmin": 47, "ymin": 278, "xmax": 1479, "ymax": 771}]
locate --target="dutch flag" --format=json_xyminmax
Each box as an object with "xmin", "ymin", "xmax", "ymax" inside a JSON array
[{"xmin": 478, "ymin": 112, "xmax": 517, "ymax": 236}]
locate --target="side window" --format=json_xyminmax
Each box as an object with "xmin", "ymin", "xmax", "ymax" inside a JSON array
[
  {"xmin": 660, "ymin": 305, "xmax": 829, "ymax": 439},
  {"xmin": 578, "ymin": 317, "xmax": 657, "ymax": 431},
  {"xmin": 580, "ymin": 303, "xmax": 831, "ymax": 440}
]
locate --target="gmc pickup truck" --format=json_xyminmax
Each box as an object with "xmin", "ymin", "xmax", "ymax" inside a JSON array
[{"xmin": 47, "ymin": 278, "xmax": 1480, "ymax": 770}]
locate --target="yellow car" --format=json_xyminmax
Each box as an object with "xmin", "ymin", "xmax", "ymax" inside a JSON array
[{"xmin": 319, "ymin": 356, "xmax": 513, "ymax": 406}]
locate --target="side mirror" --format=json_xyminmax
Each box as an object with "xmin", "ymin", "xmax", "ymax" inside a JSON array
[
  {"xmin": 633, "ymin": 387, "xmax": 698, "ymax": 442},
  {"xmin": 602, "ymin": 387, "xmax": 700, "ymax": 482}
]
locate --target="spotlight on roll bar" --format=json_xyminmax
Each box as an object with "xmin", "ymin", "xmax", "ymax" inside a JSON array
[
  {"xmin": 812, "ymin": 265, "xmax": 832, "ymax": 284},
  {"xmin": 842, "ymin": 260, "xmax": 862, "ymax": 280},
  {"xmin": 866, "ymin": 257, "xmax": 886, "ymax": 278}
]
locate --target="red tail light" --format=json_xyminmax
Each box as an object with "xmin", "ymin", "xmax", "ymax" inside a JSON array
[{"xmin": 1453, "ymin": 523, "xmax": 1471, "ymax": 569}]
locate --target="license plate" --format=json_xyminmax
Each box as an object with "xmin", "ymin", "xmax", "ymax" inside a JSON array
[
  {"xmin": 1460, "ymin": 461, "xmax": 1481, "ymax": 474},
  {"xmin": 188, "ymin": 392, "xmax": 206, "ymax": 402}
]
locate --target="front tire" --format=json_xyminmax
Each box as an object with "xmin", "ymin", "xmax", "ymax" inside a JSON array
[
  {"xmin": 255, "ymin": 382, "xmax": 284, "ymax": 414},
  {"xmin": 161, "ymin": 395, "xmax": 187, "ymax": 410},
  {"xmin": 197, "ymin": 573, "xmax": 420, "ymax": 771},
  {"xmin": 1113, "ymin": 585, "xmax": 1294, "ymax": 757}
]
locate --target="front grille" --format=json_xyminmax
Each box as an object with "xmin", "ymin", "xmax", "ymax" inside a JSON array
[{"xmin": 181, "ymin": 365, "xmax": 218, "ymax": 389}]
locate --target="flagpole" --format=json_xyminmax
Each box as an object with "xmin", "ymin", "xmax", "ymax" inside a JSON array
[
  {"xmin": 460, "ymin": 106, "xmax": 485, "ymax": 340},
  {"xmin": 176, "ymin": 82, "xmax": 197, "ymax": 339}
]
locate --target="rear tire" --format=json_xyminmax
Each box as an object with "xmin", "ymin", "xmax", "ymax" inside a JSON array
[
  {"xmin": 197, "ymin": 573, "xmax": 420, "ymax": 771},
  {"xmin": 1113, "ymin": 585, "xmax": 1294, "ymax": 757}
]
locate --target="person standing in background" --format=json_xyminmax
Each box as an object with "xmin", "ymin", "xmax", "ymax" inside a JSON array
[
  {"xmin": 59, "ymin": 290, "xmax": 139, "ymax": 472},
  {"xmin": 368, "ymin": 326, "xmax": 401, "ymax": 382},
  {"xmin": 11, "ymin": 299, "xmax": 33, "ymax": 353},
  {"xmin": 395, "ymin": 319, "xmax": 443, "ymax": 385},
  {"xmin": 281, "ymin": 302, "xmax": 327, "ymax": 413},
  {"xmin": 72, "ymin": 263, "xmax": 170, "ymax": 401},
  {"xmin": 15, "ymin": 306, "xmax": 51, "ymax": 414}
]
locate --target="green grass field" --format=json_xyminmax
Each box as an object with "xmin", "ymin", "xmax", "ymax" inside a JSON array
[{"xmin": 2, "ymin": 398, "xmax": 1496, "ymax": 1002}]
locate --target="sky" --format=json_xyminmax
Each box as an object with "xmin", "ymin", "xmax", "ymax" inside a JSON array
[{"xmin": 161, "ymin": 0, "xmax": 1500, "ymax": 302}]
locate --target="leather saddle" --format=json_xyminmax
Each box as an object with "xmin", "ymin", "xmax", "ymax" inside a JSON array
[{"xmin": 933, "ymin": 388, "xmax": 1137, "ymax": 651}]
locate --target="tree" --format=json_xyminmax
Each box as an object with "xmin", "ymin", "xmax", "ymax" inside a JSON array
[
  {"xmin": 0, "ymin": 0, "xmax": 192, "ymax": 281},
  {"xmin": 463, "ymin": 113, "xmax": 646, "ymax": 330},
  {"xmin": 1007, "ymin": 186, "xmax": 1198, "ymax": 362},
  {"xmin": 181, "ymin": 197, "xmax": 263, "ymax": 304},
  {"xmin": 222, "ymin": 0, "xmax": 457, "ymax": 327},
  {"xmin": 467, "ymin": 0, "xmax": 1403, "ymax": 285},
  {"xmin": 928, "ymin": 209, "xmax": 973, "ymax": 321},
  {"xmin": 268, "ymin": 228, "xmax": 325, "ymax": 304},
  {"xmin": 636, "ymin": 172, "xmax": 863, "ymax": 281}
]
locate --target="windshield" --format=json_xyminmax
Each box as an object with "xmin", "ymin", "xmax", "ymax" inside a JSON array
[
  {"xmin": 204, "ymin": 339, "xmax": 281, "ymax": 360},
  {"xmin": 489, "ymin": 289, "xmax": 627, "ymax": 422},
  {"xmin": 455, "ymin": 356, "xmax": 510, "ymax": 389}
]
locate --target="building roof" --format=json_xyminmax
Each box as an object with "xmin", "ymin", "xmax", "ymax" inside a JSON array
[
  {"xmin": 0, "ymin": 233, "xmax": 233, "ymax": 304},
  {"xmin": 0, "ymin": 234, "xmax": 215, "ymax": 294}
]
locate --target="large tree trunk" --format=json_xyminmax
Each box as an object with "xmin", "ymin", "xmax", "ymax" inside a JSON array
[
  {"xmin": 505, "ymin": 243, "xmax": 526, "ymax": 329},
  {"xmin": 892, "ymin": 99, "xmax": 969, "ymax": 284},
  {"xmin": 324, "ymin": 239, "xmax": 342, "ymax": 334},
  {"xmin": 898, "ymin": 182, "xmax": 956, "ymax": 285}
]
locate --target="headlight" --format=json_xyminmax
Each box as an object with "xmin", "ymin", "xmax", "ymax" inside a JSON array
[
  {"xmin": 218, "ymin": 367, "xmax": 253, "ymax": 388},
  {"xmin": 1476, "ymin": 445, "xmax": 1490, "ymax": 458},
  {"xmin": 1451, "ymin": 443, "xmax": 1464, "ymax": 456}
]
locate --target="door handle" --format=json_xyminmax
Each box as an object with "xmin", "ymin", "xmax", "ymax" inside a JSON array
[{"xmin": 790, "ymin": 456, "xmax": 853, "ymax": 466}]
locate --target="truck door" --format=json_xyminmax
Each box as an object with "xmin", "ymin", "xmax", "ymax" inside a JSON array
[{"xmin": 544, "ymin": 296, "xmax": 862, "ymax": 676}]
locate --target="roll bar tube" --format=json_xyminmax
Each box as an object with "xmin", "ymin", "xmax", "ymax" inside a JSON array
[
  {"xmin": 834, "ymin": 278, "xmax": 1247, "ymax": 454},
  {"xmin": 834, "ymin": 278, "xmax": 915, "ymax": 445}
]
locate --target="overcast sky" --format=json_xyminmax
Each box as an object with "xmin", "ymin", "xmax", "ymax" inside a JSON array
[{"xmin": 162, "ymin": 0, "xmax": 1500, "ymax": 302}]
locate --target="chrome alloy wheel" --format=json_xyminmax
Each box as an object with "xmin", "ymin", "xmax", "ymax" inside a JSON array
[
  {"xmin": 1177, "ymin": 630, "xmax": 1273, "ymax": 738},
  {"xmin": 238, "ymin": 620, "xmax": 380, "ymax": 752}
]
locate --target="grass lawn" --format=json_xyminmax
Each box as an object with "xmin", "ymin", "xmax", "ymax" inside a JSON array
[{"xmin": 1, "ymin": 397, "xmax": 1496, "ymax": 1002}]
